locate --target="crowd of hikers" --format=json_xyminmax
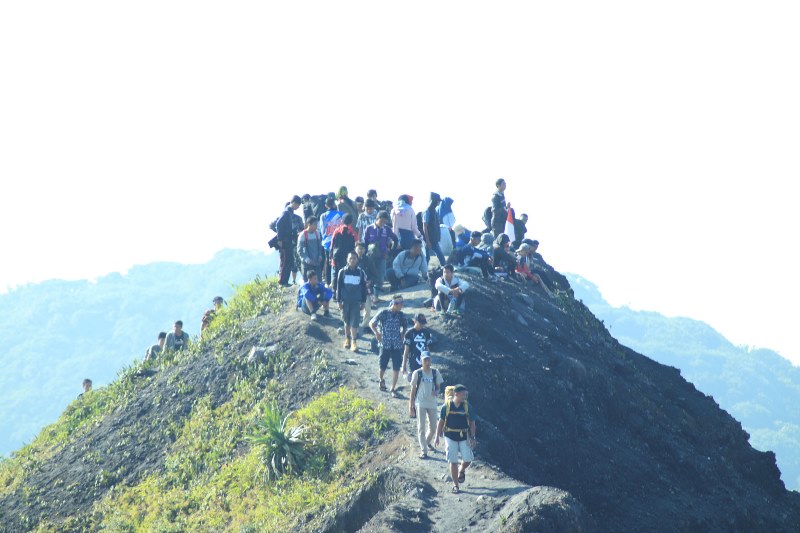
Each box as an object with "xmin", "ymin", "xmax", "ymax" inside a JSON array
[{"xmin": 275, "ymin": 179, "xmax": 567, "ymax": 493}]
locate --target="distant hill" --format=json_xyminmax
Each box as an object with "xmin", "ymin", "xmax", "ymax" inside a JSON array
[
  {"xmin": 568, "ymin": 274, "xmax": 800, "ymax": 491},
  {"xmin": 0, "ymin": 249, "xmax": 278, "ymax": 456}
]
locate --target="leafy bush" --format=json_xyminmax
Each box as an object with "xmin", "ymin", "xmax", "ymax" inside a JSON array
[{"xmin": 248, "ymin": 403, "xmax": 309, "ymax": 481}]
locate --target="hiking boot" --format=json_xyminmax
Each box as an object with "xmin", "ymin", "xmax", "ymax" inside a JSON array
[{"xmin": 344, "ymin": 338, "xmax": 351, "ymax": 349}]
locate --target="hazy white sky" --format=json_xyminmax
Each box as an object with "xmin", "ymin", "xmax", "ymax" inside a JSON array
[{"xmin": 2, "ymin": 2, "xmax": 798, "ymax": 363}]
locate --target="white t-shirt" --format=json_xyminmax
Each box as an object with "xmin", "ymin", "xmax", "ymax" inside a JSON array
[{"xmin": 411, "ymin": 368, "xmax": 444, "ymax": 409}]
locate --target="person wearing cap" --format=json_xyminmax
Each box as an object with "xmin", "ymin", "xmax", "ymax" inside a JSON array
[
  {"xmin": 516, "ymin": 243, "xmax": 554, "ymax": 297},
  {"xmin": 164, "ymin": 320, "xmax": 190, "ymax": 352},
  {"xmin": 409, "ymin": 351, "xmax": 444, "ymax": 459},
  {"xmin": 145, "ymin": 332, "xmax": 167, "ymax": 362},
  {"xmin": 402, "ymin": 313, "xmax": 433, "ymax": 378},
  {"xmin": 276, "ymin": 195, "xmax": 303, "ymax": 287},
  {"xmin": 336, "ymin": 186, "xmax": 359, "ymax": 222},
  {"xmin": 356, "ymin": 198, "xmax": 379, "ymax": 242},
  {"xmin": 435, "ymin": 384, "xmax": 476, "ymax": 493},
  {"xmin": 435, "ymin": 264, "xmax": 470, "ymax": 315},
  {"xmin": 369, "ymin": 294, "xmax": 409, "ymax": 398},
  {"xmin": 388, "ymin": 239, "xmax": 427, "ymax": 290},
  {"xmin": 422, "ymin": 192, "xmax": 446, "ymax": 267},
  {"xmin": 201, "ymin": 296, "xmax": 225, "ymax": 333}
]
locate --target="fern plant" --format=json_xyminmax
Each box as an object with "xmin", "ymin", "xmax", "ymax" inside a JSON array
[{"xmin": 248, "ymin": 404, "xmax": 309, "ymax": 480}]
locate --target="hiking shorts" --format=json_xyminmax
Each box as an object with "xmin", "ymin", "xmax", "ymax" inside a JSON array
[
  {"xmin": 445, "ymin": 437, "xmax": 474, "ymax": 464},
  {"xmin": 379, "ymin": 347, "xmax": 403, "ymax": 371},
  {"xmin": 341, "ymin": 302, "xmax": 362, "ymax": 327}
]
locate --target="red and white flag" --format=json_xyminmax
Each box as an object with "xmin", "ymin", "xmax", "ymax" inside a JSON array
[{"xmin": 504, "ymin": 207, "xmax": 516, "ymax": 243}]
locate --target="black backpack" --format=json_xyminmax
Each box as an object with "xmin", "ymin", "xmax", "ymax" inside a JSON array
[{"xmin": 482, "ymin": 206, "xmax": 492, "ymax": 229}]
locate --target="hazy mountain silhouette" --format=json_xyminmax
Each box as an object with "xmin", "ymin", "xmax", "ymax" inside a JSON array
[
  {"xmin": 568, "ymin": 274, "xmax": 800, "ymax": 490},
  {"xmin": 0, "ymin": 249, "xmax": 278, "ymax": 456}
]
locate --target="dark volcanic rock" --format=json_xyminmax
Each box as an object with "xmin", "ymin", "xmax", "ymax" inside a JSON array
[{"xmin": 493, "ymin": 486, "xmax": 587, "ymax": 532}]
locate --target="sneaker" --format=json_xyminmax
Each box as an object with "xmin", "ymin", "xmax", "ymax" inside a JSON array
[
  {"xmin": 350, "ymin": 342, "xmax": 358, "ymax": 352},
  {"xmin": 344, "ymin": 338, "xmax": 351, "ymax": 349},
  {"xmin": 309, "ymin": 313, "xmax": 318, "ymax": 321}
]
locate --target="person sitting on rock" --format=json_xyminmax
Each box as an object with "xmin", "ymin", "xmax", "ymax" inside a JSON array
[
  {"xmin": 387, "ymin": 239, "xmax": 428, "ymax": 290},
  {"xmin": 297, "ymin": 270, "xmax": 332, "ymax": 320},
  {"xmin": 201, "ymin": 296, "xmax": 224, "ymax": 333},
  {"xmin": 337, "ymin": 252, "xmax": 368, "ymax": 352},
  {"xmin": 460, "ymin": 230, "xmax": 495, "ymax": 279},
  {"xmin": 435, "ymin": 384, "xmax": 476, "ymax": 494},
  {"xmin": 409, "ymin": 351, "xmax": 444, "ymax": 459},
  {"xmin": 516, "ymin": 243, "xmax": 555, "ymax": 298},
  {"xmin": 164, "ymin": 320, "xmax": 190, "ymax": 352},
  {"xmin": 493, "ymin": 233, "xmax": 518, "ymax": 279},
  {"xmin": 453, "ymin": 224, "xmax": 471, "ymax": 251},
  {"xmin": 435, "ymin": 264, "xmax": 470, "ymax": 314},
  {"xmin": 145, "ymin": 332, "xmax": 167, "ymax": 362},
  {"xmin": 369, "ymin": 294, "xmax": 408, "ymax": 398}
]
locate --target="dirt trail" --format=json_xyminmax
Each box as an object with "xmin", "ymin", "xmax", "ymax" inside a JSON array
[{"xmin": 307, "ymin": 284, "xmax": 535, "ymax": 532}]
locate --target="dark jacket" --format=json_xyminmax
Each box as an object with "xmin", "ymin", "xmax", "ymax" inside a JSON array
[
  {"xmin": 276, "ymin": 207, "xmax": 296, "ymax": 242},
  {"xmin": 491, "ymin": 191, "xmax": 507, "ymax": 234},
  {"xmin": 336, "ymin": 266, "xmax": 368, "ymax": 304}
]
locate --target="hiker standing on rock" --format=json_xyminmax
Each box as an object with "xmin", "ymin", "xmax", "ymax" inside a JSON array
[
  {"xmin": 409, "ymin": 352, "xmax": 443, "ymax": 459},
  {"xmin": 337, "ymin": 252, "xmax": 368, "ymax": 352},
  {"xmin": 435, "ymin": 384, "xmax": 476, "ymax": 494},
  {"xmin": 277, "ymin": 195, "xmax": 302, "ymax": 287},
  {"xmin": 369, "ymin": 294, "xmax": 408, "ymax": 398}
]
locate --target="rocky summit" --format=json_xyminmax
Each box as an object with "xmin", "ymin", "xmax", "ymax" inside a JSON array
[{"xmin": 1, "ymin": 266, "xmax": 798, "ymax": 532}]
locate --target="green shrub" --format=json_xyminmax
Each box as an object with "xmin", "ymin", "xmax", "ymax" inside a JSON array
[{"xmin": 248, "ymin": 403, "xmax": 309, "ymax": 481}]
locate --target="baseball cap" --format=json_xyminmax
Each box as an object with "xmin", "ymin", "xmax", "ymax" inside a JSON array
[
  {"xmin": 453, "ymin": 384, "xmax": 468, "ymax": 392},
  {"xmin": 420, "ymin": 351, "xmax": 432, "ymax": 360}
]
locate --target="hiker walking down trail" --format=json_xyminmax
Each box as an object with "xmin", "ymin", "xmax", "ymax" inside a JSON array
[
  {"xmin": 369, "ymin": 294, "xmax": 408, "ymax": 399},
  {"xmin": 297, "ymin": 270, "xmax": 332, "ymax": 320},
  {"xmin": 145, "ymin": 332, "xmax": 167, "ymax": 362},
  {"xmin": 276, "ymin": 195, "xmax": 302, "ymax": 287},
  {"xmin": 409, "ymin": 352, "xmax": 444, "ymax": 459},
  {"xmin": 320, "ymin": 198, "xmax": 344, "ymax": 286},
  {"xmin": 402, "ymin": 313, "xmax": 433, "ymax": 378},
  {"xmin": 337, "ymin": 252, "xmax": 368, "ymax": 352},
  {"xmin": 164, "ymin": 320, "xmax": 190, "ymax": 352},
  {"xmin": 435, "ymin": 384, "xmax": 477, "ymax": 494}
]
